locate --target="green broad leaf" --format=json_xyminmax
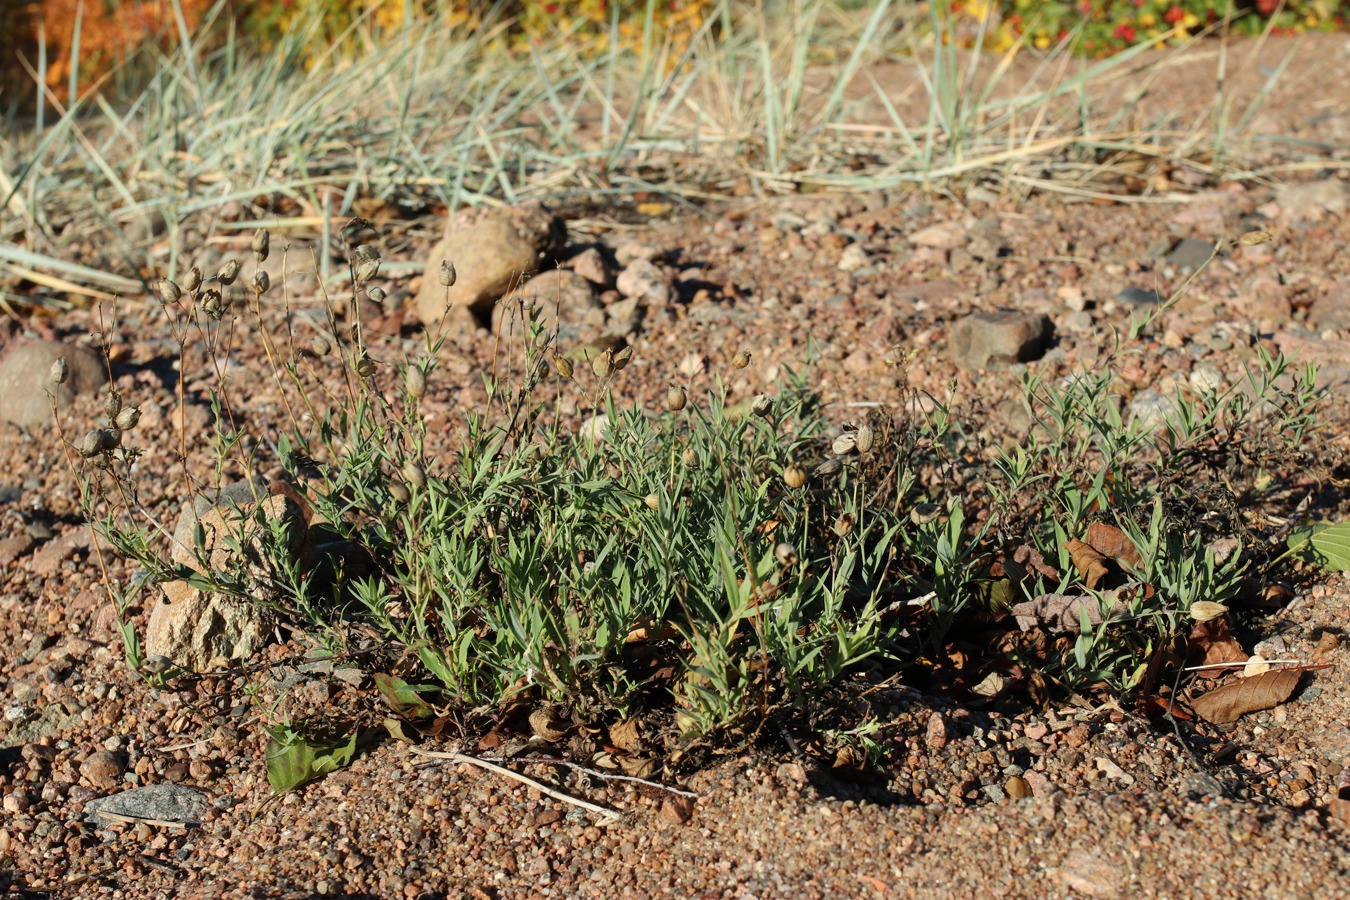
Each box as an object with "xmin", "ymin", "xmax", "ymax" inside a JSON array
[
  {"xmin": 373, "ymin": 673, "xmax": 438, "ymax": 720},
  {"xmin": 1287, "ymin": 522, "xmax": 1350, "ymax": 572},
  {"xmin": 264, "ymin": 725, "xmax": 359, "ymax": 795}
]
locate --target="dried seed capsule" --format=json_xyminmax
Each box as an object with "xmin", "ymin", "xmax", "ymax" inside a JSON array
[
  {"xmin": 666, "ymin": 384, "xmax": 687, "ymax": 412},
  {"xmin": 681, "ymin": 447, "xmax": 699, "ymax": 468},
  {"xmin": 103, "ymin": 392, "xmax": 122, "ymax": 421},
  {"xmin": 1189, "ymin": 601, "xmax": 1229, "ymax": 622},
  {"xmin": 98, "ymin": 427, "xmax": 122, "ymax": 451},
  {"xmin": 401, "ymin": 462, "xmax": 426, "ymax": 489},
  {"xmin": 732, "ymin": 350, "xmax": 751, "ymax": 369},
  {"xmin": 50, "ymin": 358, "xmax": 69, "ymax": 385},
  {"xmin": 310, "ymin": 335, "xmax": 332, "ymax": 357},
  {"xmin": 751, "ymin": 394, "xmax": 773, "ymax": 418},
  {"xmin": 252, "ymin": 227, "xmax": 270, "ymax": 263},
  {"xmin": 114, "ymin": 406, "xmax": 140, "ymax": 431},
  {"xmin": 814, "ymin": 457, "xmax": 843, "ymax": 477},
  {"xmin": 592, "ymin": 349, "xmax": 614, "ymax": 379},
  {"xmin": 154, "ymin": 278, "xmax": 182, "ymax": 304},
  {"xmin": 355, "ymin": 259, "xmax": 380, "ymax": 283},
  {"xmin": 832, "ymin": 433, "xmax": 857, "ymax": 456},
  {"xmin": 74, "ymin": 430, "xmax": 103, "ymax": 458},
  {"xmin": 612, "ymin": 346, "xmax": 633, "ymax": 371},
  {"xmin": 216, "ymin": 259, "xmax": 240, "ymax": 285},
  {"xmin": 644, "ymin": 492, "xmax": 660, "ymax": 511},
  {"xmin": 356, "ymin": 357, "xmax": 376, "ymax": 378},
  {"xmin": 250, "ymin": 271, "xmax": 270, "ymax": 295},
  {"xmin": 783, "ymin": 463, "xmax": 807, "ymax": 489},
  {"xmin": 199, "ymin": 288, "xmax": 224, "ymax": 320},
  {"xmin": 182, "ymin": 266, "xmax": 203, "ymax": 293},
  {"xmin": 438, "ymin": 260, "xmax": 457, "ymax": 287},
  {"xmin": 910, "ymin": 502, "xmax": 941, "ymax": 525},
  {"xmin": 775, "ymin": 542, "xmax": 798, "ymax": 567},
  {"xmin": 833, "ymin": 513, "xmax": 855, "ymax": 537},
  {"xmin": 354, "ymin": 244, "xmax": 380, "ymax": 262},
  {"xmin": 534, "ymin": 329, "xmax": 553, "ymax": 351},
  {"xmin": 854, "ymin": 423, "xmax": 875, "ymax": 454},
  {"xmin": 367, "ymin": 286, "xmax": 386, "ymax": 305},
  {"xmin": 405, "ymin": 366, "xmax": 427, "ymax": 399},
  {"xmin": 389, "ymin": 481, "xmax": 411, "ymax": 504},
  {"xmin": 554, "ymin": 356, "xmax": 574, "ymax": 380}
]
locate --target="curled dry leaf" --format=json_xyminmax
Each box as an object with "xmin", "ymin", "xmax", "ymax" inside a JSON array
[
  {"xmin": 1187, "ymin": 617, "xmax": 1248, "ymax": 679},
  {"xmin": 608, "ymin": 718, "xmax": 643, "ymax": 753},
  {"xmin": 1064, "ymin": 539, "xmax": 1111, "ymax": 590},
  {"xmin": 1011, "ymin": 593, "xmax": 1127, "ymax": 634},
  {"xmin": 1083, "ymin": 522, "xmax": 1143, "ymax": 569},
  {"xmin": 528, "ymin": 706, "xmax": 570, "ymax": 743},
  {"xmin": 1190, "ymin": 667, "xmax": 1307, "ymax": 724}
]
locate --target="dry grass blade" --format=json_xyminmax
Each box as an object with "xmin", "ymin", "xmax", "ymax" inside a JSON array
[{"xmin": 409, "ymin": 747, "xmax": 621, "ymax": 821}]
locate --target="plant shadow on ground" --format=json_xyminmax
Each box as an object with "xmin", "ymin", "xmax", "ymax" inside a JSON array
[{"xmin": 50, "ymin": 220, "xmax": 1347, "ymax": 802}]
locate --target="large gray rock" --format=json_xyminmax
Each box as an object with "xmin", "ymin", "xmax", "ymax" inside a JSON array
[
  {"xmin": 84, "ymin": 783, "xmax": 209, "ymax": 825},
  {"xmin": 0, "ymin": 340, "xmax": 105, "ymax": 428},
  {"xmin": 414, "ymin": 202, "xmax": 566, "ymax": 326},
  {"xmin": 170, "ymin": 480, "xmax": 310, "ymax": 587},
  {"xmin": 949, "ymin": 311, "xmax": 1053, "ymax": 370},
  {"xmin": 145, "ymin": 585, "xmax": 273, "ymax": 673}
]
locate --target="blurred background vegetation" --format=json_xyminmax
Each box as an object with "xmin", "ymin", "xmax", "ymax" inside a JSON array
[{"xmin": 2, "ymin": 0, "xmax": 1346, "ymax": 116}]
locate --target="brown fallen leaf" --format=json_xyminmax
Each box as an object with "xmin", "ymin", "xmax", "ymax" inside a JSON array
[
  {"xmin": 1011, "ymin": 592, "xmax": 1126, "ymax": 633},
  {"xmin": 1084, "ymin": 521, "xmax": 1143, "ymax": 569},
  {"xmin": 1312, "ymin": 631, "xmax": 1341, "ymax": 662},
  {"xmin": 1190, "ymin": 667, "xmax": 1304, "ymax": 724},
  {"xmin": 609, "ymin": 718, "xmax": 643, "ymax": 753},
  {"xmin": 1187, "ymin": 618, "xmax": 1248, "ymax": 678},
  {"xmin": 1065, "ymin": 539, "xmax": 1110, "ymax": 590}
]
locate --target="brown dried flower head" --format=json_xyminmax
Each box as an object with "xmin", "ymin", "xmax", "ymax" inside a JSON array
[
  {"xmin": 833, "ymin": 513, "xmax": 855, "ymax": 538},
  {"xmin": 854, "ymin": 423, "xmax": 875, "ymax": 454},
  {"xmin": 751, "ymin": 394, "xmax": 773, "ymax": 418},
  {"xmin": 199, "ymin": 288, "xmax": 225, "ymax": 320},
  {"xmin": 405, "ymin": 366, "xmax": 427, "ymax": 399},
  {"xmin": 681, "ymin": 447, "xmax": 699, "ymax": 468},
  {"xmin": 401, "ymin": 462, "xmax": 426, "ymax": 490},
  {"xmin": 114, "ymin": 407, "xmax": 140, "ymax": 431},
  {"xmin": 74, "ymin": 430, "xmax": 103, "ymax": 458},
  {"xmin": 183, "ymin": 267, "xmax": 203, "ymax": 293},
  {"xmin": 250, "ymin": 271, "xmax": 270, "ymax": 295},
  {"xmin": 103, "ymin": 392, "xmax": 122, "ymax": 421},
  {"xmin": 831, "ymin": 433, "xmax": 857, "ymax": 456},
  {"xmin": 612, "ymin": 346, "xmax": 633, "ymax": 372},
  {"xmin": 592, "ymin": 348, "xmax": 615, "ymax": 379},
  {"xmin": 356, "ymin": 357, "xmax": 377, "ymax": 378},
  {"xmin": 252, "ymin": 228, "xmax": 270, "ymax": 263},
  {"xmin": 438, "ymin": 260, "xmax": 457, "ymax": 287},
  {"xmin": 389, "ymin": 481, "xmax": 411, "ymax": 504},
  {"xmin": 554, "ymin": 355, "xmax": 574, "ymax": 380},
  {"xmin": 644, "ymin": 492, "xmax": 660, "ymax": 511},
  {"xmin": 783, "ymin": 462, "xmax": 808, "ymax": 489},
  {"xmin": 355, "ymin": 259, "xmax": 380, "ymax": 283},
  {"xmin": 732, "ymin": 350, "xmax": 751, "ymax": 369},
  {"xmin": 98, "ymin": 427, "xmax": 122, "ymax": 451},
  {"xmin": 667, "ymin": 384, "xmax": 687, "ymax": 412},
  {"xmin": 216, "ymin": 259, "xmax": 241, "ymax": 286},
  {"xmin": 154, "ymin": 278, "xmax": 182, "ymax": 305}
]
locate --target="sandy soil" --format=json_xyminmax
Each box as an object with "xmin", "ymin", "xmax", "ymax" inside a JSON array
[{"xmin": 3, "ymin": 33, "xmax": 1350, "ymax": 900}]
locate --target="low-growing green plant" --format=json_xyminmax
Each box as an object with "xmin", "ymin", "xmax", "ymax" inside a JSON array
[{"xmin": 987, "ymin": 230, "xmax": 1321, "ymax": 693}]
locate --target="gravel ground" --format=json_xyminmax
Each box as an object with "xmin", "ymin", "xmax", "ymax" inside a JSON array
[{"xmin": 3, "ymin": 33, "xmax": 1350, "ymax": 900}]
